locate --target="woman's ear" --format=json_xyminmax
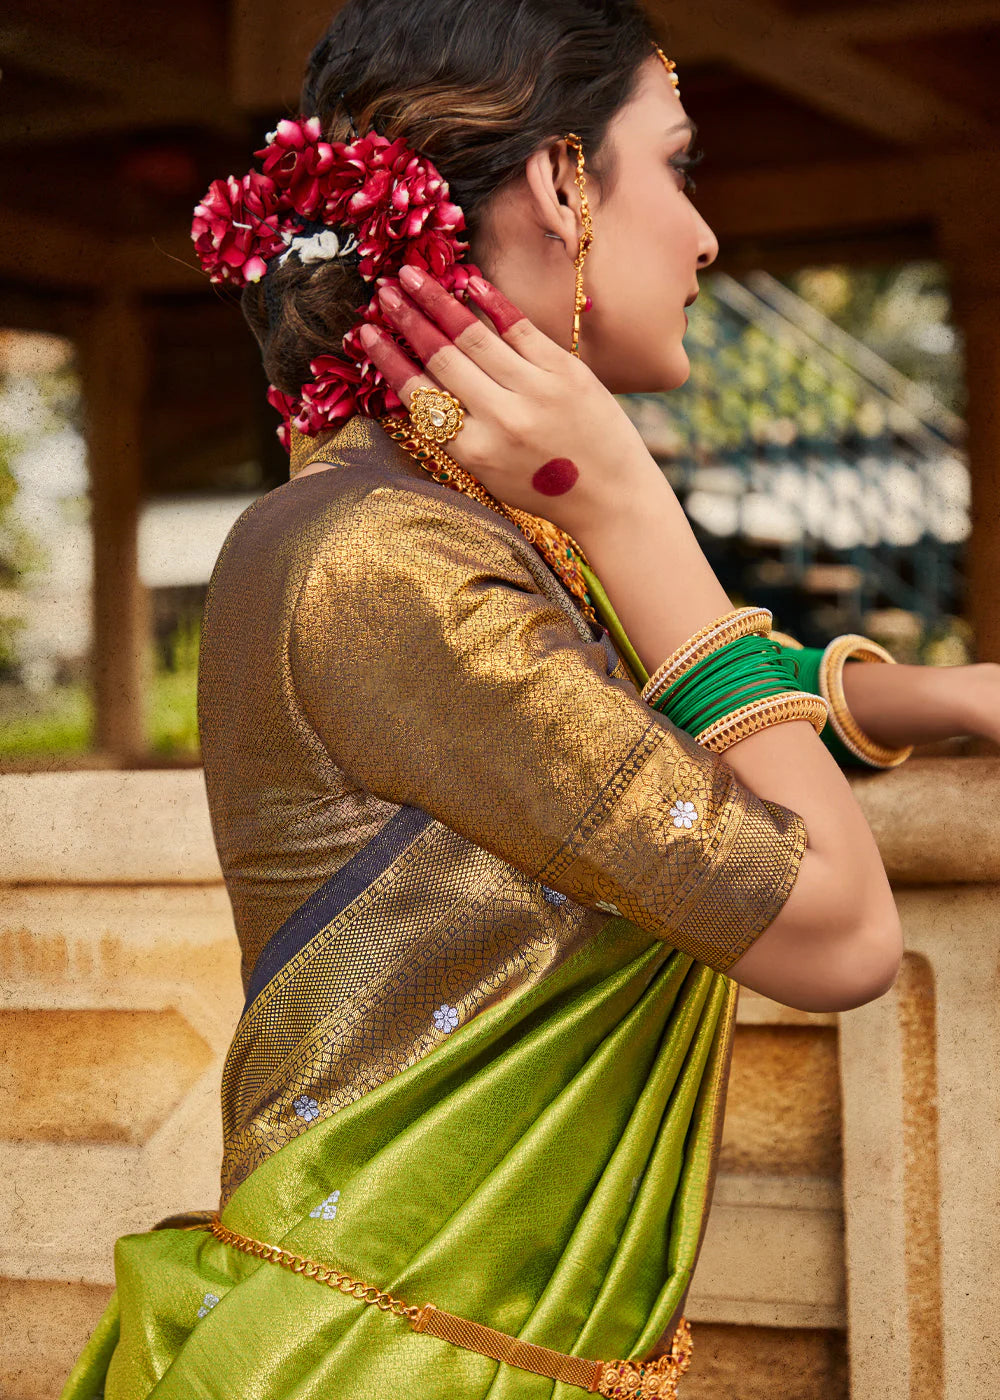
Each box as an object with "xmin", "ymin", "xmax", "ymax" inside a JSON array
[{"xmin": 524, "ymin": 141, "xmax": 583, "ymax": 251}]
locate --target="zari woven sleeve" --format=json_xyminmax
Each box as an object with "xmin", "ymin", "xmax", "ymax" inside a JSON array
[{"xmin": 289, "ymin": 482, "xmax": 807, "ymax": 974}]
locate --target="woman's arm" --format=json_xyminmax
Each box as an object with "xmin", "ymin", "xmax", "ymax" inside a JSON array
[
  {"xmin": 578, "ymin": 462, "xmax": 902, "ymax": 1015},
  {"xmin": 363, "ymin": 270, "xmax": 903, "ymax": 1014},
  {"xmin": 843, "ymin": 660, "xmax": 1000, "ymax": 749}
]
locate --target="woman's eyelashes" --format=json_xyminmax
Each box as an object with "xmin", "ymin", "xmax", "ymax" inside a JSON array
[{"xmin": 669, "ymin": 144, "xmax": 705, "ymax": 194}]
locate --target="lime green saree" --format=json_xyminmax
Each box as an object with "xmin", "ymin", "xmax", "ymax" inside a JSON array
[
  {"xmin": 63, "ymin": 584, "xmax": 736, "ymax": 1400},
  {"xmin": 61, "ymin": 420, "xmax": 808, "ymax": 1399}
]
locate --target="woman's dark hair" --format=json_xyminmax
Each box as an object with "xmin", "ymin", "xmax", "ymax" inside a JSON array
[{"xmin": 243, "ymin": 0, "xmax": 658, "ymax": 397}]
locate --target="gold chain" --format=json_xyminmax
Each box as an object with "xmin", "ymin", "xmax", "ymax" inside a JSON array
[
  {"xmin": 378, "ymin": 414, "xmax": 599, "ymax": 627},
  {"xmin": 201, "ymin": 1214, "xmax": 692, "ymax": 1397},
  {"xmin": 207, "ymin": 1215, "xmax": 422, "ymax": 1323},
  {"xmin": 562, "ymin": 133, "xmax": 594, "ymax": 357}
]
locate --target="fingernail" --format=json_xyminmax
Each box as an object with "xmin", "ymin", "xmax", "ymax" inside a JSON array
[
  {"xmin": 468, "ymin": 275, "xmax": 489, "ymax": 297},
  {"xmin": 399, "ymin": 264, "xmax": 424, "ymax": 291},
  {"xmin": 379, "ymin": 285, "xmax": 403, "ymax": 310},
  {"xmin": 359, "ymin": 324, "xmax": 380, "ymax": 348}
]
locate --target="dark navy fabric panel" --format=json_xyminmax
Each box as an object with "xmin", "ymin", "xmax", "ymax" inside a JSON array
[
  {"xmin": 599, "ymin": 631, "xmax": 618, "ymax": 675},
  {"xmin": 242, "ymin": 803, "xmax": 433, "ymax": 1014}
]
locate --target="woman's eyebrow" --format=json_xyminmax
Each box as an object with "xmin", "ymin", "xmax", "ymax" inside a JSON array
[{"xmin": 665, "ymin": 118, "xmax": 698, "ymax": 144}]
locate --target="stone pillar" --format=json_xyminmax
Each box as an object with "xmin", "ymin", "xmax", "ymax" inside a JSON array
[
  {"xmin": 78, "ymin": 293, "xmax": 150, "ymax": 761},
  {"xmin": 938, "ymin": 202, "xmax": 1000, "ymax": 663}
]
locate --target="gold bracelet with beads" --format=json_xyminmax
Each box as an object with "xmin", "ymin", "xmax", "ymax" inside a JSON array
[
  {"xmin": 696, "ymin": 691, "xmax": 830, "ymax": 754},
  {"xmin": 641, "ymin": 607, "xmax": 774, "ymax": 708},
  {"xmin": 819, "ymin": 635, "xmax": 914, "ymax": 769}
]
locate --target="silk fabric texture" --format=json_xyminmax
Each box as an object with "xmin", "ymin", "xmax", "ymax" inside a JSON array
[{"xmin": 61, "ymin": 417, "xmax": 808, "ymax": 1399}]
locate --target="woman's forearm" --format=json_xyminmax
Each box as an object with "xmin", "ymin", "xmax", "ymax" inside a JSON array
[
  {"xmin": 843, "ymin": 659, "xmax": 1000, "ymax": 749},
  {"xmin": 576, "ymin": 466, "xmax": 902, "ymax": 1011}
]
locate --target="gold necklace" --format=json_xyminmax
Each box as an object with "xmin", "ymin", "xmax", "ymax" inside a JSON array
[{"xmin": 379, "ymin": 415, "xmax": 598, "ymax": 627}]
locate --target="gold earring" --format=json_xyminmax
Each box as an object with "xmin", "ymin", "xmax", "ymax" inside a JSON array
[{"xmin": 562, "ymin": 133, "xmax": 593, "ymax": 357}]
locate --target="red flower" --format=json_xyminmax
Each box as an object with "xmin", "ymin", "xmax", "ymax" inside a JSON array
[
  {"xmin": 438, "ymin": 260, "xmax": 484, "ymax": 300},
  {"xmin": 293, "ymin": 354, "xmax": 363, "ymax": 435},
  {"xmin": 193, "ymin": 118, "xmax": 480, "ymax": 440},
  {"xmin": 256, "ymin": 117, "xmax": 336, "ymax": 223},
  {"xmin": 266, "ymin": 384, "xmax": 296, "ymax": 452},
  {"xmin": 191, "ymin": 172, "xmax": 288, "ymax": 286},
  {"xmin": 319, "ymin": 133, "xmax": 413, "ymax": 224}
]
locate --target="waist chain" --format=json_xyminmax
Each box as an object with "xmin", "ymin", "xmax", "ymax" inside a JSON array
[{"xmin": 198, "ymin": 1214, "xmax": 693, "ymax": 1398}]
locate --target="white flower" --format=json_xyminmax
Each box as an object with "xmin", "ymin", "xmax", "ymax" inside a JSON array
[
  {"xmin": 433, "ymin": 1003, "xmax": 460, "ymax": 1033},
  {"xmin": 292, "ymin": 1094, "xmax": 320, "ymax": 1122},
  {"xmin": 541, "ymin": 884, "xmax": 568, "ymax": 906},
  {"xmin": 278, "ymin": 228, "xmax": 360, "ymax": 268},
  {"xmin": 596, "ymin": 900, "xmax": 621, "ymax": 916},
  {"xmin": 197, "ymin": 1292, "xmax": 220, "ymax": 1319},
  {"xmin": 670, "ymin": 800, "xmax": 698, "ymax": 829},
  {"xmin": 309, "ymin": 1189, "xmax": 341, "ymax": 1221}
]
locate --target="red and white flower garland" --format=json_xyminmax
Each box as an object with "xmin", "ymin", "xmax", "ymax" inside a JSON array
[{"xmin": 191, "ymin": 117, "xmax": 482, "ymax": 449}]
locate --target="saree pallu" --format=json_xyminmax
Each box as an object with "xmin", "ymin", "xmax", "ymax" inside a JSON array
[
  {"xmin": 67, "ymin": 930, "xmax": 733, "ymax": 1399},
  {"xmin": 63, "ymin": 633, "xmax": 732, "ymax": 1400},
  {"xmin": 61, "ymin": 419, "xmax": 807, "ymax": 1399}
]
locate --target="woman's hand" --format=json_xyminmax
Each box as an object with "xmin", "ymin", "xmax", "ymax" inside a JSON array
[{"xmin": 358, "ymin": 266, "xmax": 660, "ymax": 538}]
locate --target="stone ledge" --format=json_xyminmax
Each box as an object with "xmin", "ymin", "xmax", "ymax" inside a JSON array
[
  {"xmin": 848, "ymin": 756, "xmax": 1000, "ymax": 884},
  {"xmin": 0, "ymin": 769, "xmax": 222, "ymax": 884},
  {"xmin": 1, "ymin": 756, "xmax": 997, "ymax": 886}
]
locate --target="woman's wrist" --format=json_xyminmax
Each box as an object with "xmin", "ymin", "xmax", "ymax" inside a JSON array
[
  {"xmin": 843, "ymin": 659, "xmax": 1000, "ymax": 749},
  {"xmin": 573, "ymin": 468, "xmax": 733, "ymax": 670}
]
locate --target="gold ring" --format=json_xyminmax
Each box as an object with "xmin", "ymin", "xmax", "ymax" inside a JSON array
[{"xmin": 409, "ymin": 386, "xmax": 466, "ymax": 444}]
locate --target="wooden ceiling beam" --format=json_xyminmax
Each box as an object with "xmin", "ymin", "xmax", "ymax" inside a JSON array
[
  {"xmin": 808, "ymin": 1, "xmax": 1000, "ymax": 42},
  {"xmin": 0, "ymin": 21, "xmax": 244, "ymax": 142},
  {"xmin": 654, "ymin": 0, "xmax": 992, "ymax": 144},
  {"xmin": 0, "ymin": 209, "xmax": 205, "ymax": 293},
  {"xmin": 694, "ymin": 146, "xmax": 997, "ymax": 244}
]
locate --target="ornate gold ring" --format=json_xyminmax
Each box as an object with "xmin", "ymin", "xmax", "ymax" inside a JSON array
[{"xmin": 409, "ymin": 386, "xmax": 466, "ymax": 444}]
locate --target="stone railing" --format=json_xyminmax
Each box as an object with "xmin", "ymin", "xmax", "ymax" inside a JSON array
[{"xmin": 1, "ymin": 759, "xmax": 997, "ymax": 1399}]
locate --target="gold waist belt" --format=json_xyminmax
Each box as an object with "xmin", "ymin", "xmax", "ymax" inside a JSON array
[{"xmin": 203, "ymin": 1214, "xmax": 693, "ymax": 1398}]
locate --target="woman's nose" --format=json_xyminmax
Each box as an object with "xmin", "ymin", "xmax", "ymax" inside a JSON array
[{"xmin": 695, "ymin": 209, "xmax": 719, "ymax": 269}]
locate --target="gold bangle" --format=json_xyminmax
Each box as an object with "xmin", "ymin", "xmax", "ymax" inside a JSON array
[
  {"xmin": 697, "ymin": 691, "xmax": 830, "ymax": 753},
  {"xmin": 641, "ymin": 607, "xmax": 773, "ymax": 707},
  {"xmin": 769, "ymin": 630, "xmax": 803, "ymax": 651},
  {"xmin": 819, "ymin": 635, "xmax": 914, "ymax": 769}
]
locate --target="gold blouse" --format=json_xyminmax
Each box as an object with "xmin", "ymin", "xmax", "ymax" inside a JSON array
[{"xmin": 198, "ymin": 414, "xmax": 806, "ymax": 1200}]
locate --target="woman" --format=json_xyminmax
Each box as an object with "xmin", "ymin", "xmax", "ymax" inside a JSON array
[{"xmin": 63, "ymin": 2, "xmax": 999, "ymax": 1396}]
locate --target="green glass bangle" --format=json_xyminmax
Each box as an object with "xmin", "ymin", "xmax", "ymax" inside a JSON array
[
  {"xmin": 655, "ymin": 647, "xmax": 798, "ymax": 732},
  {"xmin": 655, "ymin": 636, "xmax": 796, "ymax": 716},
  {"xmin": 652, "ymin": 635, "xmax": 804, "ymax": 734},
  {"xmin": 773, "ymin": 642, "xmax": 870, "ymax": 768}
]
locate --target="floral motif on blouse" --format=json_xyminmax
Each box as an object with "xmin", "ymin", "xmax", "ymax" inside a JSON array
[
  {"xmin": 541, "ymin": 885, "xmax": 568, "ymax": 905},
  {"xmin": 433, "ymin": 1004, "xmax": 460, "ymax": 1034},
  {"xmin": 670, "ymin": 800, "xmax": 698, "ymax": 829},
  {"xmin": 293, "ymin": 1094, "xmax": 320, "ymax": 1122},
  {"xmin": 197, "ymin": 1293, "xmax": 220, "ymax": 1319},
  {"xmin": 309, "ymin": 1189, "xmax": 341, "ymax": 1221}
]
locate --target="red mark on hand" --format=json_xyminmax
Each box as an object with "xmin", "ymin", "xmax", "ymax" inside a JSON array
[
  {"xmin": 467, "ymin": 275, "xmax": 527, "ymax": 334},
  {"xmin": 532, "ymin": 458, "xmax": 579, "ymax": 496}
]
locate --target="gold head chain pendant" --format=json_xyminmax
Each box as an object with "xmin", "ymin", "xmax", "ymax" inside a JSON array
[{"xmin": 377, "ymin": 42, "xmax": 682, "ymax": 627}]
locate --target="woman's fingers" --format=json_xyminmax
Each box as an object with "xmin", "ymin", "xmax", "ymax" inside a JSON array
[
  {"xmin": 398, "ymin": 266, "xmax": 566, "ymax": 375},
  {"xmin": 377, "ymin": 284, "xmax": 517, "ymax": 411},
  {"xmin": 358, "ymin": 324, "xmax": 442, "ymax": 412},
  {"xmin": 464, "ymin": 274, "xmax": 567, "ymax": 371}
]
